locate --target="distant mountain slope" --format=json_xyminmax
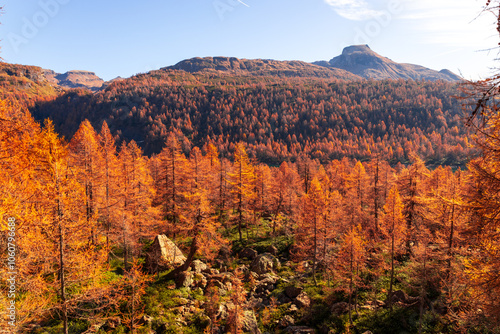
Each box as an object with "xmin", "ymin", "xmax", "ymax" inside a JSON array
[
  {"xmin": 168, "ymin": 57, "xmax": 362, "ymax": 80},
  {"xmin": 313, "ymin": 45, "xmax": 462, "ymax": 82},
  {"xmin": 43, "ymin": 69, "xmax": 104, "ymax": 91},
  {"xmin": 0, "ymin": 62, "xmax": 60, "ymax": 106},
  {"xmin": 32, "ymin": 69, "xmax": 472, "ymax": 166}
]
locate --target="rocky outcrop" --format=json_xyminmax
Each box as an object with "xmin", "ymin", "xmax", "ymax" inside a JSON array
[
  {"xmin": 43, "ymin": 69, "xmax": 104, "ymax": 91},
  {"xmin": 314, "ymin": 44, "xmax": 461, "ymax": 82},
  {"xmin": 168, "ymin": 57, "xmax": 361, "ymax": 80},
  {"xmin": 250, "ymin": 253, "xmax": 280, "ymax": 275},
  {"xmin": 145, "ymin": 235, "xmax": 186, "ymax": 273},
  {"xmin": 242, "ymin": 310, "xmax": 262, "ymax": 334}
]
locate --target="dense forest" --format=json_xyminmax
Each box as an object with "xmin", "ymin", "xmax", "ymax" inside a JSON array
[
  {"xmin": 32, "ymin": 71, "xmax": 472, "ymax": 166},
  {"xmin": 1, "ymin": 87, "xmax": 500, "ymax": 332},
  {"xmin": 3, "ymin": 1, "xmax": 500, "ymax": 331}
]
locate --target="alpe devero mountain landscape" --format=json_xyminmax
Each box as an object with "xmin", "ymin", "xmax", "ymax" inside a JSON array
[{"xmin": 6, "ymin": 43, "xmax": 500, "ymax": 334}]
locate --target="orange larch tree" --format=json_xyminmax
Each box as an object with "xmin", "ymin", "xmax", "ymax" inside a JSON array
[
  {"xmin": 229, "ymin": 143, "xmax": 256, "ymax": 242},
  {"xmin": 381, "ymin": 186, "xmax": 406, "ymax": 308}
]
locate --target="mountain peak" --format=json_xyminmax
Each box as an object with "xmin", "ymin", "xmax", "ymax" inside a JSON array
[
  {"xmin": 341, "ymin": 44, "xmax": 374, "ymax": 56},
  {"xmin": 314, "ymin": 45, "xmax": 461, "ymax": 82}
]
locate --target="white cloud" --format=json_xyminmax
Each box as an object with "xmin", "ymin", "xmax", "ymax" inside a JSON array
[
  {"xmin": 402, "ymin": 0, "xmax": 497, "ymax": 48},
  {"xmin": 324, "ymin": 0, "xmax": 385, "ymax": 21}
]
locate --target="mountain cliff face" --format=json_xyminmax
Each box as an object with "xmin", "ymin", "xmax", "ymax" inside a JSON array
[
  {"xmin": 313, "ymin": 45, "xmax": 461, "ymax": 82},
  {"xmin": 43, "ymin": 69, "xmax": 105, "ymax": 91},
  {"xmin": 168, "ymin": 57, "xmax": 362, "ymax": 80}
]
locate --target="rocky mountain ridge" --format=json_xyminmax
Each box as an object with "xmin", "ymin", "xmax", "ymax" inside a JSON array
[
  {"xmin": 168, "ymin": 45, "xmax": 461, "ymax": 82},
  {"xmin": 43, "ymin": 69, "xmax": 105, "ymax": 91},
  {"xmin": 313, "ymin": 44, "xmax": 461, "ymax": 82},
  {"xmin": 167, "ymin": 57, "xmax": 362, "ymax": 80}
]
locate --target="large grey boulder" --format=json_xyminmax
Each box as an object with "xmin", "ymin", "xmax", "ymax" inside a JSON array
[
  {"xmin": 145, "ymin": 235, "xmax": 186, "ymax": 273},
  {"xmin": 250, "ymin": 253, "xmax": 280, "ymax": 275},
  {"xmin": 242, "ymin": 310, "xmax": 262, "ymax": 334}
]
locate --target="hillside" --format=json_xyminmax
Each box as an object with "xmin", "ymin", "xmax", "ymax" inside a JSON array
[
  {"xmin": 32, "ymin": 69, "xmax": 472, "ymax": 166},
  {"xmin": 0, "ymin": 62, "xmax": 61, "ymax": 106},
  {"xmin": 168, "ymin": 57, "xmax": 362, "ymax": 80},
  {"xmin": 44, "ymin": 69, "xmax": 105, "ymax": 91},
  {"xmin": 314, "ymin": 45, "xmax": 462, "ymax": 82}
]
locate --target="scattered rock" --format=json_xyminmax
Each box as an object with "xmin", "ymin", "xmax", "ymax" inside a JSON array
[
  {"xmin": 250, "ymin": 253, "xmax": 280, "ymax": 275},
  {"xmin": 240, "ymin": 247, "xmax": 258, "ymax": 260},
  {"xmin": 193, "ymin": 273, "xmax": 208, "ymax": 289},
  {"xmin": 362, "ymin": 331, "xmax": 374, "ymax": 334},
  {"xmin": 387, "ymin": 290, "xmax": 419, "ymax": 306},
  {"xmin": 145, "ymin": 235, "xmax": 186, "ymax": 273},
  {"xmin": 285, "ymin": 326, "xmax": 316, "ymax": 334},
  {"xmin": 330, "ymin": 302, "xmax": 350, "ymax": 315},
  {"xmin": 191, "ymin": 259, "xmax": 208, "ymax": 274},
  {"xmin": 138, "ymin": 314, "xmax": 154, "ymax": 328},
  {"xmin": 243, "ymin": 310, "xmax": 262, "ymax": 334},
  {"xmin": 175, "ymin": 271, "xmax": 193, "ymax": 289},
  {"xmin": 203, "ymin": 268, "xmax": 219, "ymax": 276},
  {"xmin": 247, "ymin": 296, "xmax": 265, "ymax": 309},
  {"xmin": 176, "ymin": 298, "xmax": 190, "ymax": 306},
  {"xmin": 278, "ymin": 292, "xmax": 292, "ymax": 304},
  {"xmin": 102, "ymin": 317, "xmax": 121, "ymax": 331},
  {"xmin": 267, "ymin": 245, "xmax": 278, "ymax": 255},
  {"xmin": 293, "ymin": 292, "xmax": 311, "ymax": 309},
  {"xmin": 285, "ymin": 286, "xmax": 303, "ymax": 299},
  {"xmin": 289, "ymin": 304, "xmax": 299, "ymax": 313},
  {"xmin": 279, "ymin": 315, "xmax": 295, "ymax": 328}
]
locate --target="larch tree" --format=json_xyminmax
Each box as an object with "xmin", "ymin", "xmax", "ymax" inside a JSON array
[
  {"xmin": 229, "ymin": 143, "xmax": 256, "ymax": 242},
  {"xmin": 344, "ymin": 161, "xmax": 368, "ymax": 232},
  {"xmin": 381, "ymin": 185, "xmax": 406, "ymax": 309},
  {"xmin": 166, "ymin": 147, "xmax": 226, "ymax": 279},
  {"xmin": 157, "ymin": 133, "xmax": 187, "ymax": 235},
  {"xmin": 458, "ymin": 2, "xmax": 500, "ymax": 325},
  {"xmin": 68, "ymin": 119, "xmax": 103, "ymax": 245},
  {"xmin": 97, "ymin": 121, "xmax": 120, "ymax": 255},
  {"xmin": 34, "ymin": 120, "xmax": 109, "ymax": 334},
  {"xmin": 296, "ymin": 177, "xmax": 326, "ymax": 285},
  {"xmin": 397, "ymin": 157, "xmax": 430, "ymax": 255},
  {"xmin": 334, "ymin": 224, "xmax": 367, "ymax": 325},
  {"xmin": 117, "ymin": 141, "xmax": 158, "ymax": 271}
]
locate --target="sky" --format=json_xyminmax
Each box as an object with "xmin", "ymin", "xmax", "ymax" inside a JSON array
[{"xmin": 0, "ymin": 0, "xmax": 498, "ymax": 81}]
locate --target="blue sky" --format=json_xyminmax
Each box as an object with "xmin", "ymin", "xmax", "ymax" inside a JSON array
[{"xmin": 0, "ymin": 0, "xmax": 497, "ymax": 81}]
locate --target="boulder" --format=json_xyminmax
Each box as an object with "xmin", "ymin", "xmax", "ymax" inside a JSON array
[
  {"xmin": 250, "ymin": 253, "xmax": 280, "ymax": 275},
  {"xmin": 240, "ymin": 247, "xmax": 258, "ymax": 260},
  {"xmin": 285, "ymin": 286, "xmax": 303, "ymax": 299},
  {"xmin": 145, "ymin": 235, "xmax": 186, "ymax": 273},
  {"xmin": 191, "ymin": 260, "xmax": 208, "ymax": 274},
  {"xmin": 279, "ymin": 315, "xmax": 295, "ymax": 328},
  {"xmin": 242, "ymin": 310, "xmax": 262, "ymax": 334},
  {"xmin": 267, "ymin": 245, "xmax": 278, "ymax": 255},
  {"xmin": 247, "ymin": 296, "xmax": 265, "ymax": 309},
  {"xmin": 138, "ymin": 314, "xmax": 154, "ymax": 328},
  {"xmin": 387, "ymin": 290, "xmax": 419, "ymax": 305},
  {"xmin": 175, "ymin": 271, "xmax": 193, "ymax": 289},
  {"xmin": 293, "ymin": 292, "xmax": 311, "ymax": 309}
]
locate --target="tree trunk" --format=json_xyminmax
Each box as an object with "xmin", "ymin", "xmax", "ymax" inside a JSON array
[
  {"xmin": 166, "ymin": 235, "xmax": 199, "ymax": 280},
  {"xmin": 59, "ymin": 224, "xmax": 68, "ymax": 334},
  {"xmin": 389, "ymin": 228, "xmax": 395, "ymax": 310},
  {"xmin": 312, "ymin": 212, "xmax": 318, "ymax": 286},
  {"xmin": 131, "ymin": 279, "xmax": 136, "ymax": 334}
]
